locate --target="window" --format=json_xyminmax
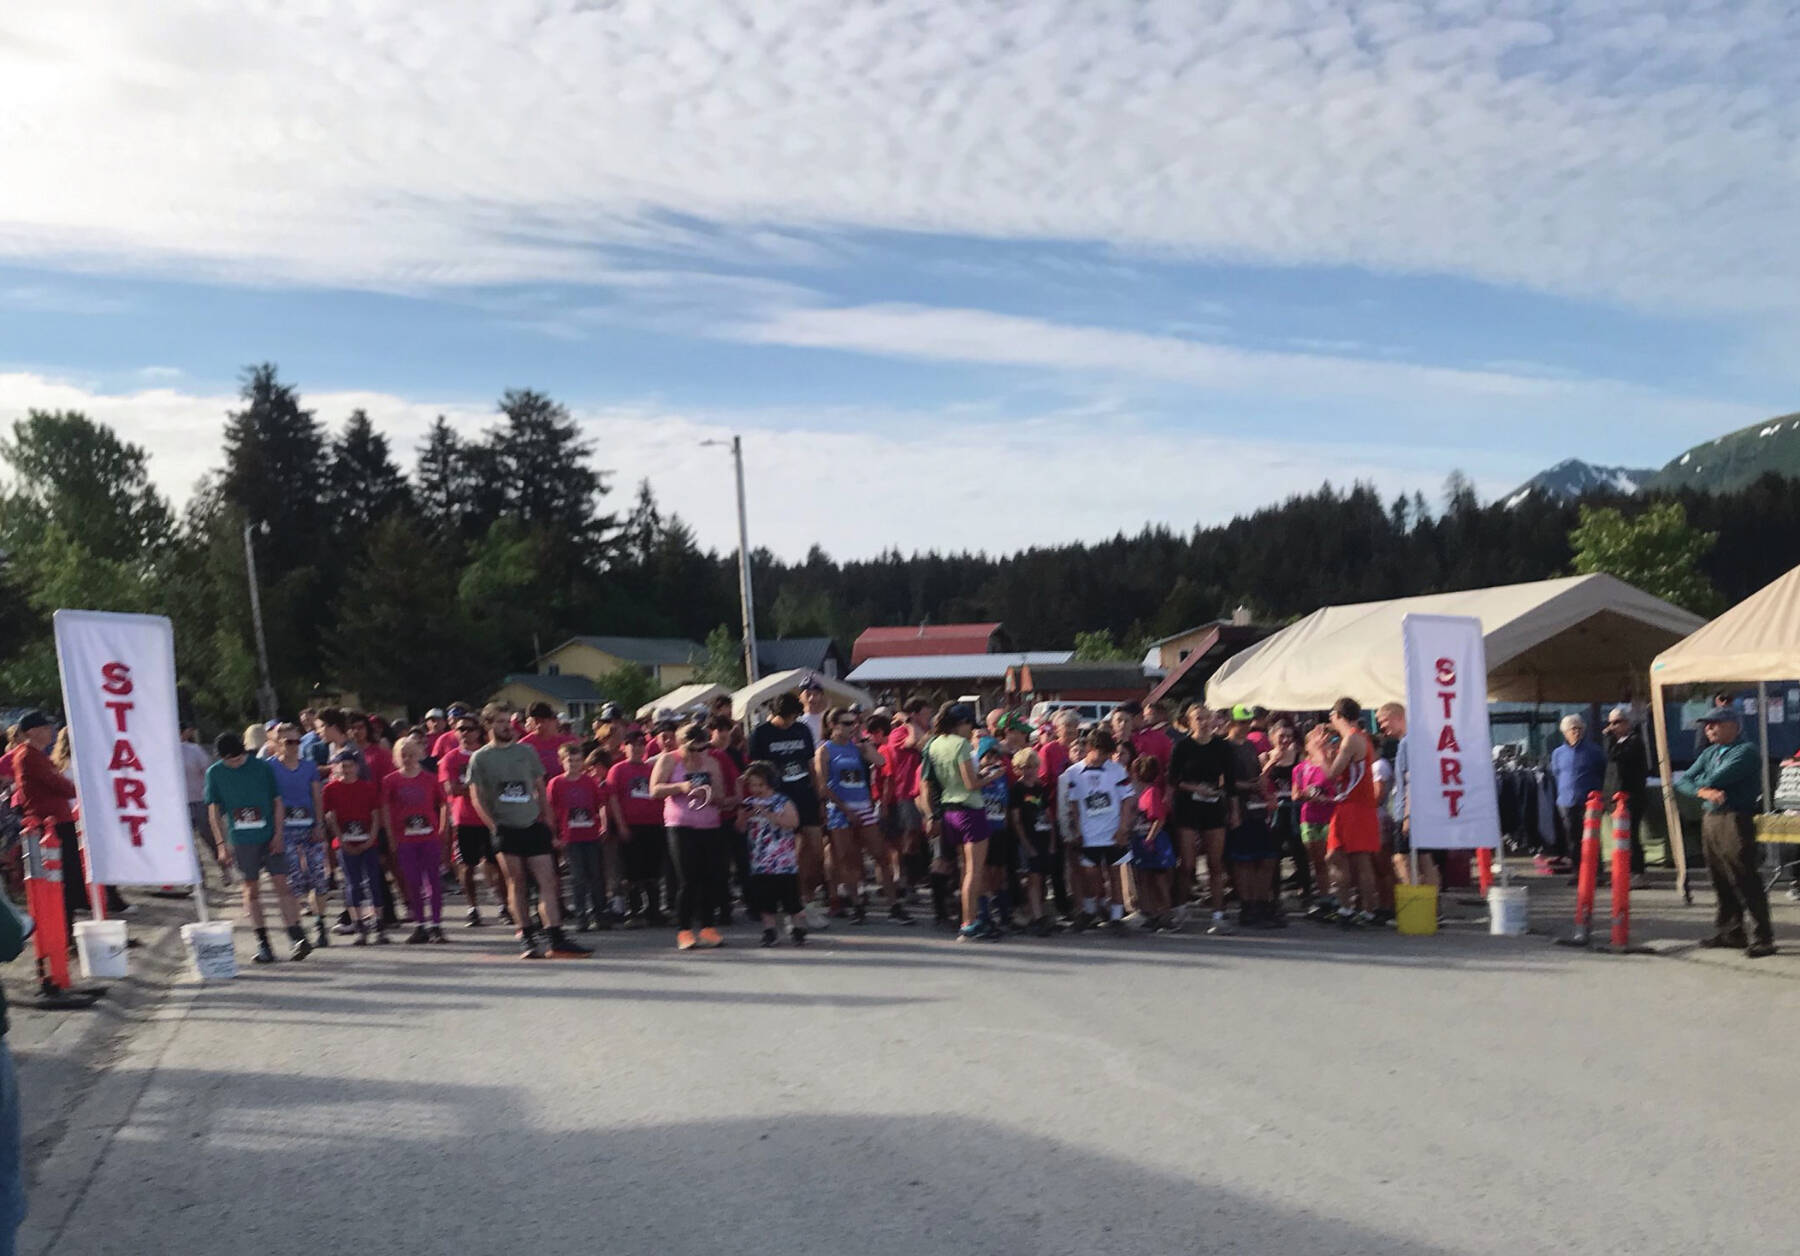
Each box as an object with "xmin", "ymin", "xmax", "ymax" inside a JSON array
[{"xmin": 546, "ymin": 664, "xmax": 561, "ymax": 676}]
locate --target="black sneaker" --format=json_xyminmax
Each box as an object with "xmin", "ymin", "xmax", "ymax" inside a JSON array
[
  {"xmin": 315, "ymin": 920, "xmax": 329, "ymax": 948},
  {"xmin": 405, "ymin": 925, "xmax": 429, "ymax": 944},
  {"xmin": 760, "ymin": 927, "xmax": 778, "ymax": 948},
  {"xmin": 593, "ymin": 910, "xmax": 615, "ymax": 932},
  {"xmin": 519, "ymin": 931, "xmax": 547, "ymax": 959},
  {"xmin": 850, "ymin": 903, "xmax": 868, "ymax": 926},
  {"xmin": 888, "ymin": 903, "xmax": 914, "ymax": 926},
  {"xmin": 465, "ymin": 907, "xmax": 483, "ymax": 928},
  {"xmin": 546, "ymin": 927, "xmax": 591, "ymax": 956},
  {"xmin": 498, "ymin": 907, "xmax": 515, "ymax": 927},
  {"xmin": 253, "ymin": 937, "xmax": 277, "ymax": 964},
  {"xmin": 428, "ymin": 927, "xmax": 449, "ymax": 944},
  {"xmin": 289, "ymin": 935, "xmax": 314, "ymax": 962},
  {"xmin": 789, "ymin": 925, "xmax": 808, "ymax": 946},
  {"xmin": 576, "ymin": 913, "xmax": 594, "ymax": 934},
  {"xmin": 353, "ymin": 927, "xmax": 369, "ymax": 947},
  {"xmin": 1699, "ymin": 932, "xmax": 1749, "ymax": 949},
  {"xmin": 1745, "ymin": 940, "xmax": 1778, "ymax": 958},
  {"xmin": 374, "ymin": 929, "xmax": 392, "ymax": 945}
]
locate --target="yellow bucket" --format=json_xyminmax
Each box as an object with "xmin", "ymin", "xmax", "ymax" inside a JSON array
[{"xmin": 1393, "ymin": 884, "xmax": 1438, "ymax": 936}]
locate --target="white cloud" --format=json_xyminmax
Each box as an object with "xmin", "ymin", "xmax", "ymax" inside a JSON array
[
  {"xmin": 0, "ymin": 369, "xmax": 1550, "ymax": 560},
  {"xmin": 0, "ymin": 1, "xmax": 1797, "ymax": 314}
]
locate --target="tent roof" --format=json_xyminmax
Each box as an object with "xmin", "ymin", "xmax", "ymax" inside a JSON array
[
  {"xmin": 847, "ymin": 651, "xmax": 1072, "ymax": 684},
  {"xmin": 1651, "ymin": 564, "xmax": 1800, "ymax": 687},
  {"xmin": 636, "ymin": 682, "xmax": 730, "ymax": 721},
  {"xmin": 1206, "ymin": 574, "xmax": 1704, "ymax": 710},
  {"xmin": 730, "ymin": 668, "xmax": 875, "ymax": 721}
]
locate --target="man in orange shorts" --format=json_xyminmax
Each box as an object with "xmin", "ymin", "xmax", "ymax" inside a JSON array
[{"xmin": 1324, "ymin": 698, "xmax": 1382, "ymax": 926}]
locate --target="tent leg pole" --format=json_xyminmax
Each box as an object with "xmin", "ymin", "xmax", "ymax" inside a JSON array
[{"xmin": 1651, "ymin": 681, "xmax": 1688, "ymax": 904}]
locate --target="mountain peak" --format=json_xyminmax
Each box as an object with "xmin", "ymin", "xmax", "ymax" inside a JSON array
[{"xmin": 1503, "ymin": 460, "xmax": 1655, "ymax": 507}]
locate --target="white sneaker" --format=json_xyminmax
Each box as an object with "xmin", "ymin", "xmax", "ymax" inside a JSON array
[
  {"xmin": 805, "ymin": 904, "xmax": 830, "ymax": 930},
  {"xmin": 1121, "ymin": 911, "xmax": 1151, "ymax": 929},
  {"xmin": 1206, "ymin": 912, "xmax": 1232, "ymax": 936}
]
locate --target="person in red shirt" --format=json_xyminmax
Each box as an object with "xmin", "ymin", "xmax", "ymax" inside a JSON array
[
  {"xmin": 1123, "ymin": 699, "xmax": 1173, "ymax": 773},
  {"xmin": 431, "ymin": 704, "xmax": 472, "ymax": 760},
  {"xmin": 522, "ymin": 702, "xmax": 574, "ymax": 779},
  {"xmin": 383, "ymin": 737, "xmax": 448, "ymax": 943},
  {"xmin": 1039, "ymin": 710, "xmax": 1080, "ymax": 917},
  {"xmin": 606, "ymin": 730, "xmax": 666, "ymax": 926},
  {"xmin": 322, "ymin": 750, "xmax": 387, "ymax": 944},
  {"xmin": 7, "ymin": 711, "xmax": 87, "ymax": 930},
  {"xmin": 438, "ymin": 714, "xmax": 509, "ymax": 928},
  {"xmin": 882, "ymin": 697, "xmax": 932, "ymax": 889},
  {"xmin": 549, "ymin": 742, "xmax": 608, "ymax": 930}
]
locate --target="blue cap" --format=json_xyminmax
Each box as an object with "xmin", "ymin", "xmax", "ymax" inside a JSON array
[{"xmin": 1697, "ymin": 702, "xmax": 1746, "ymax": 725}]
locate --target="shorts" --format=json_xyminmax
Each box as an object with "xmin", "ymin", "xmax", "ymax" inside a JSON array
[
  {"xmin": 1080, "ymin": 844, "xmax": 1125, "ymax": 867},
  {"xmin": 883, "ymin": 798, "xmax": 923, "ymax": 841},
  {"xmin": 825, "ymin": 801, "xmax": 878, "ymax": 831},
  {"xmin": 494, "ymin": 821, "xmax": 554, "ymax": 860},
  {"xmin": 1299, "ymin": 821, "xmax": 1330, "ymax": 845},
  {"xmin": 233, "ymin": 838, "xmax": 287, "ymax": 884},
  {"xmin": 984, "ymin": 825, "xmax": 1017, "ymax": 870},
  {"xmin": 1327, "ymin": 806, "xmax": 1382, "ymax": 856},
  {"xmin": 625, "ymin": 823, "xmax": 666, "ymax": 881},
  {"xmin": 284, "ymin": 831, "xmax": 329, "ymax": 895},
  {"xmin": 1226, "ymin": 810, "xmax": 1279, "ymax": 863},
  {"xmin": 788, "ymin": 791, "xmax": 823, "ymax": 830},
  {"xmin": 747, "ymin": 872, "xmax": 802, "ymax": 918},
  {"xmin": 1129, "ymin": 831, "xmax": 1177, "ymax": 871},
  {"xmin": 1023, "ymin": 836, "xmax": 1059, "ymax": 876},
  {"xmin": 941, "ymin": 807, "xmax": 990, "ymax": 846},
  {"xmin": 1174, "ymin": 797, "xmax": 1228, "ymax": 833},
  {"xmin": 455, "ymin": 824, "xmax": 495, "ymax": 866}
]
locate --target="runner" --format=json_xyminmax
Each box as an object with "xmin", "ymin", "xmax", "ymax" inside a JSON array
[
  {"xmin": 882, "ymin": 696, "xmax": 932, "ymax": 895},
  {"xmin": 1169, "ymin": 704, "xmax": 1233, "ymax": 933},
  {"xmin": 1008, "ymin": 749, "xmax": 1056, "ymax": 935},
  {"xmin": 323, "ymin": 749, "xmax": 387, "ymax": 944},
  {"xmin": 468, "ymin": 703, "xmax": 590, "ymax": 959},
  {"xmin": 431, "ymin": 704, "xmax": 471, "ymax": 760},
  {"xmin": 521, "ymin": 701, "xmax": 574, "ymax": 779},
  {"xmin": 438, "ymin": 713, "xmax": 509, "ymax": 928},
  {"xmin": 1294, "ymin": 727, "xmax": 1340, "ymax": 920},
  {"xmin": 1061, "ymin": 726, "xmax": 1136, "ymax": 931},
  {"xmin": 1127, "ymin": 755, "xmax": 1177, "ymax": 932},
  {"xmin": 798, "ymin": 675, "xmax": 828, "ymax": 746},
  {"xmin": 548, "ymin": 742, "xmax": 608, "ymax": 931},
  {"xmin": 1261, "ymin": 721, "xmax": 1309, "ymax": 904},
  {"xmin": 977, "ymin": 741, "xmax": 1015, "ymax": 931},
  {"xmin": 706, "ymin": 715, "xmax": 745, "ymax": 924},
  {"xmin": 748, "ymin": 693, "xmax": 827, "ymax": 929},
  {"xmin": 1040, "ymin": 711, "xmax": 1080, "ymax": 918},
  {"xmin": 606, "ymin": 730, "xmax": 667, "ymax": 927},
  {"xmin": 349, "ymin": 712, "xmax": 394, "ymax": 785},
  {"xmin": 738, "ymin": 761, "xmax": 807, "ymax": 947},
  {"xmin": 205, "ymin": 732, "xmax": 312, "ymax": 964},
  {"xmin": 269, "ymin": 722, "xmax": 330, "ymax": 949},
  {"xmin": 816, "ymin": 707, "xmax": 906, "ymax": 925},
  {"xmin": 1225, "ymin": 708, "xmax": 1283, "ymax": 929},
  {"xmin": 383, "ymin": 736, "xmax": 449, "ymax": 943},
  {"xmin": 651, "ymin": 719, "xmax": 737, "ymax": 950},
  {"xmin": 922, "ymin": 702, "xmax": 991, "ymax": 941},
  {"xmin": 1324, "ymin": 698, "xmax": 1382, "ymax": 927}
]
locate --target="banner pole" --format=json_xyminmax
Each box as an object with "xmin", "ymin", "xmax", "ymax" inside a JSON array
[{"xmin": 192, "ymin": 843, "xmax": 211, "ymax": 923}]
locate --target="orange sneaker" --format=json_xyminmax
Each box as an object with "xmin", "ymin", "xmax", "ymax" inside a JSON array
[
  {"xmin": 698, "ymin": 927, "xmax": 725, "ymax": 948},
  {"xmin": 676, "ymin": 930, "xmax": 697, "ymax": 950}
]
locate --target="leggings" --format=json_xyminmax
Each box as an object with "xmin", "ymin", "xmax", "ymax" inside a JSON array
[
  {"xmin": 395, "ymin": 842, "xmax": 443, "ymax": 925},
  {"xmin": 667, "ymin": 825, "xmax": 729, "ymax": 930},
  {"xmin": 286, "ymin": 833, "xmax": 329, "ymax": 897},
  {"xmin": 565, "ymin": 841, "xmax": 604, "ymax": 917},
  {"xmin": 341, "ymin": 846, "xmax": 384, "ymax": 909}
]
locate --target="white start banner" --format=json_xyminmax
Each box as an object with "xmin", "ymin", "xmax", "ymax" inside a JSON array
[
  {"xmin": 1400, "ymin": 613, "xmax": 1501, "ymax": 850},
  {"xmin": 53, "ymin": 609, "xmax": 199, "ymax": 885}
]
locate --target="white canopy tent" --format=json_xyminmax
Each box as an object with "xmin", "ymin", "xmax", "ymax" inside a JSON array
[
  {"xmin": 636, "ymin": 682, "xmax": 730, "ymax": 721},
  {"xmin": 1649, "ymin": 564, "xmax": 1800, "ymax": 896},
  {"xmin": 730, "ymin": 668, "xmax": 875, "ymax": 722},
  {"xmin": 1207, "ymin": 574, "xmax": 1704, "ymax": 712}
]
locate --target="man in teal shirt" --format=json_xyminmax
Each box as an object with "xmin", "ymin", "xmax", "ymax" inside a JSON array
[{"xmin": 1676, "ymin": 704, "xmax": 1775, "ymax": 956}]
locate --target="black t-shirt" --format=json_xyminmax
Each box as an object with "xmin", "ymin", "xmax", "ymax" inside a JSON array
[
  {"xmin": 1169, "ymin": 735, "xmax": 1230, "ymax": 804},
  {"xmin": 1009, "ymin": 780, "xmax": 1054, "ymax": 850},
  {"xmin": 748, "ymin": 720, "xmax": 817, "ymax": 798}
]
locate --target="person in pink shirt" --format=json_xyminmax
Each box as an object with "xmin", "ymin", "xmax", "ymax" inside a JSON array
[
  {"xmin": 1127, "ymin": 699, "xmax": 1174, "ymax": 773},
  {"xmin": 521, "ymin": 701, "xmax": 574, "ymax": 779},
  {"xmin": 549, "ymin": 742, "xmax": 609, "ymax": 930},
  {"xmin": 431, "ymin": 703, "xmax": 472, "ymax": 760},
  {"xmin": 1294, "ymin": 725, "xmax": 1341, "ymax": 921},
  {"xmin": 383, "ymin": 737, "xmax": 449, "ymax": 942}
]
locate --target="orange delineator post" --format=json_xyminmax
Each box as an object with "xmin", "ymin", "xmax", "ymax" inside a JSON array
[
  {"xmin": 1608, "ymin": 791, "xmax": 1632, "ymax": 950},
  {"xmin": 22, "ymin": 823, "xmax": 71, "ymax": 993},
  {"xmin": 1573, "ymin": 791, "xmax": 1603, "ymax": 944},
  {"xmin": 1476, "ymin": 847, "xmax": 1495, "ymax": 897}
]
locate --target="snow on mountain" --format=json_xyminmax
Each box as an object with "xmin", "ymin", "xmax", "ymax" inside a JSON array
[{"xmin": 1503, "ymin": 459, "xmax": 1656, "ymax": 507}]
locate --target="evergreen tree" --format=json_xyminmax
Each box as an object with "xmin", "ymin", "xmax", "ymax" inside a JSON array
[
  {"xmin": 414, "ymin": 416, "xmax": 466, "ymax": 538},
  {"xmin": 324, "ymin": 515, "xmax": 475, "ymax": 708},
  {"xmin": 324, "ymin": 409, "xmax": 412, "ymax": 538},
  {"xmin": 487, "ymin": 389, "xmax": 614, "ymax": 554},
  {"xmin": 218, "ymin": 363, "xmax": 328, "ymax": 579}
]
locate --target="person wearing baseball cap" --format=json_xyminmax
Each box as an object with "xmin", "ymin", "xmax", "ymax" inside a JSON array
[
  {"xmin": 205, "ymin": 731, "xmax": 312, "ymax": 964},
  {"xmin": 798, "ymin": 676, "xmax": 828, "ymax": 746},
  {"xmin": 1677, "ymin": 703, "xmax": 1776, "ymax": 956}
]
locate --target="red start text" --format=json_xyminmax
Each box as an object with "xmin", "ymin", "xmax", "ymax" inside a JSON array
[
  {"xmin": 100, "ymin": 661, "xmax": 150, "ymax": 846},
  {"xmin": 1433, "ymin": 656, "xmax": 1466, "ymax": 818}
]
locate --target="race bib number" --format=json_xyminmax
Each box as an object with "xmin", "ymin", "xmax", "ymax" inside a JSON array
[
  {"xmin": 1083, "ymin": 792, "xmax": 1115, "ymax": 815},
  {"xmin": 285, "ymin": 806, "xmax": 312, "ymax": 826},
  {"xmin": 233, "ymin": 807, "xmax": 264, "ymax": 831},
  {"xmin": 403, "ymin": 814, "xmax": 432, "ymax": 837},
  {"xmin": 459, "ymin": 766, "xmax": 471, "ymax": 785},
  {"xmin": 1034, "ymin": 812, "xmax": 1052, "ymax": 832},
  {"xmin": 498, "ymin": 781, "xmax": 530, "ymax": 804},
  {"xmin": 630, "ymin": 780, "xmax": 652, "ymax": 799},
  {"xmin": 839, "ymin": 768, "xmax": 866, "ymax": 789},
  {"xmin": 781, "ymin": 762, "xmax": 808, "ymax": 783},
  {"xmin": 688, "ymin": 772, "xmax": 711, "ymax": 791},
  {"xmin": 344, "ymin": 820, "xmax": 369, "ymax": 839},
  {"xmin": 569, "ymin": 807, "xmax": 595, "ymax": 828}
]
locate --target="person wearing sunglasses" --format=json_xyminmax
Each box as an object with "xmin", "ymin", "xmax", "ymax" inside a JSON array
[
  {"xmin": 269, "ymin": 721, "xmax": 331, "ymax": 951},
  {"xmin": 439, "ymin": 716, "xmax": 510, "ymax": 928},
  {"xmin": 651, "ymin": 719, "xmax": 738, "ymax": 950},
  {"xmin": 816, "ymin": 708, "xmax": 909, "ymax": 925},
  {"xmin": 1601, "ymin": 706, "xmax": 1650, "ymax": 882}
]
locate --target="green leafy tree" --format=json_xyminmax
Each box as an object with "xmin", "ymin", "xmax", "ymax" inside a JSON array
[
  {"xmin": 1072, "ymin": 629, "xmax": 1133, "ymax": 662},
  {"xmin": 696, "ymin": 623, "xmax": 747, "ymax": 688},
  {"xmin": 1570, "ymin": 500, "xmax": 1723, "ymax": 614},
  {"xmin": 0, "ymin": 410, "xmax": 174, "ymax": 561},
  {"xmin": 591, "ymin": 664, "xmax": 658, "ymax": 715}
]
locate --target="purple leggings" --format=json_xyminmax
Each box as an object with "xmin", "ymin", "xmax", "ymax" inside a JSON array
[{"xmin": 396, "ymin": 841, "xmax": 444, "ymax": 925}]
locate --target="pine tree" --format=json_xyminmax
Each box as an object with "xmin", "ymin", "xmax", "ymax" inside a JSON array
[
  {"xmin": 414, "ymin": 416, "xmax": 465, "ymax": 538},
  {"xmin": 324, "ymin": 410, "xmax": 412, "ymax": 539},
  {"xmin": 219, "ymin": 363, "xmax": 328, "ymax": 580}
]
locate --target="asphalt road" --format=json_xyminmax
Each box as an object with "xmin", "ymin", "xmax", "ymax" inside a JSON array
[{"xmin": 18, "ymin": 907, "xmax": 1798, "ymax": 1256}]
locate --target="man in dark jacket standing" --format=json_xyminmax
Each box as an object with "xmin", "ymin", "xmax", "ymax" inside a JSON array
[
  {"xmin": 1676, "ymin": 704, "xmax": 1774, "ymax": 957},
  {"xmin": 1602, "ymin": 707, "xmax": 1650, "ymax": 879}
]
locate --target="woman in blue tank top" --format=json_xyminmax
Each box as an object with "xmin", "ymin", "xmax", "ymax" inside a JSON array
[{"xmin": 814, "ymin": 707, "xmax": 908, "ymax": 926}]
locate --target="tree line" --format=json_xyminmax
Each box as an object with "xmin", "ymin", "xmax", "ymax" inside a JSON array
[{"xmin": 0, "ymin": 363, "xmax": 1790, "ymax": 726}]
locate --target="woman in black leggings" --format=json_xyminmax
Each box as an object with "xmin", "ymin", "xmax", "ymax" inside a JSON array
[{"xmin": 650, "ymin": 720, "xmax": 737, "ymax": 951}]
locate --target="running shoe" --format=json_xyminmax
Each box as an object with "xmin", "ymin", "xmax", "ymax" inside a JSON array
[
  {"xmin": 697, "ymin": 927, "xmax": 725, "ymax": 948},
  {"xmin": 1350, "ymin": 910, "xmax": 1378, "ymax": 928},
  {"xmin": 1787, "ymin": 884, "xmax": 1800, "ymax": 903},
  {"xmin": 788, "ymin": 925, "xmax": 808, "ymax": 946},
  {"xmin": 1305, "ymin": 899, "xmax": 1337, "ymax": 922},
  {"xmin": 1371, "ymin": 909, "xmax": 1395, "ymax": 928},
  {"xmin": 252, "ymin": 937, "xmax": 277, "ymax": 964},
  {"xmin": 1154, "ymin": 916, "xmax": 1182, "ymax": 935},
  {"xmin": 676, "ymin": 929, "xmax": 698, "ymax": 951},
  {"xmin": 498, "ymin": 906, "xmax": 515, "ymax": 927},
  {"xmin": 1031, "ymin": 916, "xmax": 1055, "ymax": 937},
  {"xmin": 428, "ymin": 927, "xmax": 448, "ymax": 944},
  {"xmin": 405, "ymin": 925, "xmax": 429, "ymax": 945},
  {"xmin": 332, "ymin": 919, "xmax": 358, "ymax": 936},
  {"xmin": 976, "ymin": 920, "xmax": 1003, "ymax": 942},
  {"xmin": 956, "ymin": 923, "xmax": 983, "ymax": 942},
  {"xmin": 1698, "ymin": 932, "xmax": 1748, "ymax": 949},
  {"xmin": 465, "ymin": 907, "xmax": 483, "ymax": 928},
  {"xmin": 374, "ymin": 929, "xmax": 392, "ymax": 945},
  {"xmin": 575, "ymin": 913, "xmax": 594, "ymax": 934},
  {"xmin": 850, "ymin": 902, "xmax": 868, "ymax": 926},
  {"xmin": 1745, "ymin": 941, "xmax": 1778, "ymax": 958},
  {"xmin": 1069, "ymin": 910, "xmax": 1095, "ymax": 932},
  {"xmin": 289, "ymin": 935, "xmax": 314, "ymax": 961},
  {"xmin": 545, "ymin": 927, "xmax": 591, "ymax": 956},
  {"xmin": 621, "ymin": 912, "xmax": 647, "ymax": 930},
  {"xmin": 1121, "ymin": 911, "xmax": 1150, "ymax": 929},
  {"xmin": 1206, "ymin": 912, "xmax": 1232, "ymax": 936},
  {"xmin": 519, "ymin": 931, "xmax": 547, "ymax": 959},
  {"xmin": 888, "ymin": 903, "xmax": 914, "ymax": 926},
  {"xmin": 805, "ymin": 904, "xmax": 830, "ymax": 931},
  {"xmin": 314, "ymin": 920, "xmax": 330, "ymax": 949},
  {"xmin": 352, "ymin": 928, "xmax": 369, "ymax": 947},
  {"xmin": 761, "ymin": 927, "xmax": 779, "ymax": 948}
]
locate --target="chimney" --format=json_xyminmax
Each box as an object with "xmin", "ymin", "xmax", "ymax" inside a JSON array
[{"xmin": 1231, "ymin": 605, "xmax": 1251, "ymax": 626}]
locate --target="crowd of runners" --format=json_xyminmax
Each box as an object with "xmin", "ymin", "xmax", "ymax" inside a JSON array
[{"xmin": 166, "ymin": 674, "xmax": 1427, "ymax": 961}]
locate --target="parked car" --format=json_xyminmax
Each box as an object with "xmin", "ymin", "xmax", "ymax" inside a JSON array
[{"xmin": 1028, "ymin": 700, "xmax": 1122, "ymax": 729}]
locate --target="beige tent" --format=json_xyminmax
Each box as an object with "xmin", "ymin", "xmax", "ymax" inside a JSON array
[
  {"xmin": 1648, "ymin": 564, "xmax": 1800, "ymax": 896},
  {"xmin": 636, "ymin": 682, "xmax": 730, "ymax": 721},
  {"xmin": 730, "ymin": 668, "xmax": 874, "ymax": 721},
  {"xmin": 1207, "ymin": 574, "xmax": 1704, "ymax": 712}
]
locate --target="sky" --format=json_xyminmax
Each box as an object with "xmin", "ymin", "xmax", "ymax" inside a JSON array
[{"xmin": 1, "ymin": 0, "xmax": 1797, "ymax": 559}]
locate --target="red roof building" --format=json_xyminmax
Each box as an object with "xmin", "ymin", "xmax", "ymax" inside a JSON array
[{"xmin": 851, "ymin": 622, "xmax": 1011, "ymax": 667}]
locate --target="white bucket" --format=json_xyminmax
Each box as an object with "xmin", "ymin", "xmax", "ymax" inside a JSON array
[
  {"xmin": 73, "ymin": 918, "xmax": 130, "ymax": 979},
  {"xmin": 181, "ymin": 921, "xmax": 238, "ymax": 981},
  {"xmin": 1488, "ymin": 886, "xmax": 1530, "ymax": 937}
]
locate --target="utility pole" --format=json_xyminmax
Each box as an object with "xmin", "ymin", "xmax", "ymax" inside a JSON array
[
  {"xmin": 703, "ymin": 436, "xmax": 760, "ymax": 683},
  {"xmin": 242, "ymin": 520, "xmax": 277, "ymax": 719}
]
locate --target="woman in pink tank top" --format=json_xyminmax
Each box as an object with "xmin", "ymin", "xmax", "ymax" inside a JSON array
[{"xmin": 650, "ymin": 720, "xmax": 734, "ymax": 950}]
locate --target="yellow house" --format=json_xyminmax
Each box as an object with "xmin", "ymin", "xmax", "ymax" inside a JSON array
[
  {"xmin": 535, "ymin": 636, "xmax": 705, "ymax": 688},
  {"xmin": 491, "ymin": 673, "xmax": 604, "ymax": 722}
]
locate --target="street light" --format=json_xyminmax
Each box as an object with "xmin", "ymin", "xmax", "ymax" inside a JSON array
[
  {"xmin": 699, "ymin": 435, "xmax": 760, "ymax": 683},
  {"xmin": 242, "ymin": 519, "xmax": 278, "ymax": 719}
]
